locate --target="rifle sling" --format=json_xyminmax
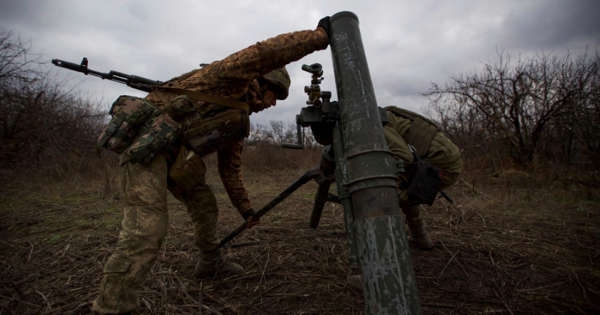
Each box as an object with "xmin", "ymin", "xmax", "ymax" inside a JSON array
[{"xmin": 157, "ymin": 87, "xmax": 250, "ymax": 113}]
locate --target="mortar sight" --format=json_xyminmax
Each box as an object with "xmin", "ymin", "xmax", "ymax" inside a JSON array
[{"xmin": 301, "ymin": 63, "xmax": 323, "ymax": 76}]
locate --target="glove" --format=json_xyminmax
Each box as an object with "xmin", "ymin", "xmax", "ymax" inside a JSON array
[
  {"xmin": 317, "ymin": 16, "xmax": 331, "ymax": 37},
  {"xmin": 242, "ymin": 208, "xmax": 259, "ymax": 228}
]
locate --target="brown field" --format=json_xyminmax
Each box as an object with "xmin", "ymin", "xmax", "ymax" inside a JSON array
[{"xmin": 1, "ymin": 147, "xmax": 599, "ymax": 314}]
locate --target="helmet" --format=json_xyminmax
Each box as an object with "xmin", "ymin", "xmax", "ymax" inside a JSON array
[{"xmin": 261, "ymin": 67, "xmax": 290, "ymax": 100}]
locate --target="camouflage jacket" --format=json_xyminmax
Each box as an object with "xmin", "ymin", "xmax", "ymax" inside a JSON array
[
  {"xmin": 146, "ymin": 28, "xmax": 329, "ymax": 214},
  {"xmin": 383, "ymin": 106, "xmax": 440, "ymax": 161}
]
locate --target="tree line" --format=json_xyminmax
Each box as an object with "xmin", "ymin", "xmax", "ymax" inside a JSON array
[
  {"xmin": 0, "ymin": 31, "xmax": 105, "ymax": 172},
  {"xmin": 427, "ymin": 51, "xmax": 599, "ymax": 168},
  {"xmin": 1, "ymin": 30, "xmax": 598, "ymax": 174}
]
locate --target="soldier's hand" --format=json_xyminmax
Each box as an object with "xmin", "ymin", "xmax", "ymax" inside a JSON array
[
  {"xmin": 243, "ymin": 209, "xmax": 259, "ymax": 228},
  {"xmin": 317, "ymin": 16, "xmax": 331, "ymax": 37},
  {"xmin": 246, "ymin": 215, "xmax": 259, "ymax": 228}
]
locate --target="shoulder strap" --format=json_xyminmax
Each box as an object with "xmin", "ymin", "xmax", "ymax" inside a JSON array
[{"xmin": 156, "ymin": 86, "xmax": 250, "ymax": 113}]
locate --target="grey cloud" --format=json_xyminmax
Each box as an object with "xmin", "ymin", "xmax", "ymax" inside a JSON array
[
  {"xmin": 1, "ymin": 0, "xmax": 598, "ymax": 126},
  {"xmin": 0, "ymin": 0, "xmax": 39, "ymax": 21},
  {"xmin": 499, "ymin": 0, "xmax": 600, "ymax": 49}
]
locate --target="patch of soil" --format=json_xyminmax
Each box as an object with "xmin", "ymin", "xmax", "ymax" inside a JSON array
[{"xmin": 1, "ymin": 167, "xmax": 599, "ymax": 314}]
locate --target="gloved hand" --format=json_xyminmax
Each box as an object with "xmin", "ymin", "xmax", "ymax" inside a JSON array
[
  {"xmin": 242, "ymin": 208, "xmax": 260, "ymax": 228},
  {"xmin": 317, "ymin": 16, "xmax": 331, "ymax": 37}
]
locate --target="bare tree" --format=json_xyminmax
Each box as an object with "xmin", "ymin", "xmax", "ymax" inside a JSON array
[
  {"xmin": 0, "ymin": 30, "xmax": 105, "ymax": 170},
  {"xmin": 428, "ymin": 51, "xmax": 599, "ymax": 166},
  {"xmin": 0, "ymin": 31, "xmax": 39, "ymax": 88},
  {"xmin": 549, "ymin": 52, "xmax": 600, "ymax": 165}
]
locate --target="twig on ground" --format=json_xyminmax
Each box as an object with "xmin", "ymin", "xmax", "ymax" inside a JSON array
[
  {"xmin": 35, "ymin": 289, "xmax": 51, "ymax": 312},
  {"xmin": 255, "ymin": 246, "xmax": 271, "ymax": 291}
]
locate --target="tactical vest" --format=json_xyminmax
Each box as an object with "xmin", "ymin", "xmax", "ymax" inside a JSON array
[
  {"xmin": 166, "ymin": 95, "xmax": 250, "ymax": 156},
  {"xmin": 385, "ymin": 106, "xmax": 440, "ymax": 157},
  {"xmin": 97, "ymin": 95, "xmax": 179, "ymax": 164},
  {"xmin": 97, "ymin": 93, "xmax": 250, "ymax": 164}
]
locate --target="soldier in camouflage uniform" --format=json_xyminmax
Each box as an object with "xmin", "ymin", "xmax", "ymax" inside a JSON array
[
  {"xmin": 91, "ymin": 20, "xmax": 331, "ymax": 314},
  {"xmin": 383, "ymin": 106, "xmax": 463, "ymax": 249},
  {"xmin": 336, "ymin": 106, "xmax": 462, "ymax": 290},
  {"xmin": 320, "ymin": 106, "xmax": 462, "ymax": 250}
]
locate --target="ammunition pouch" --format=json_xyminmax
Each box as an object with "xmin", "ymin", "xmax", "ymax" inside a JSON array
[
  {"xmin": 182, "ymin": 108, "xmax": 249, "ymax": 155},
  {"xmin": 97, "ymin": 95, "xmax": 180, "ymax": 164},
  {"xmin": 97, "ymin": 95, "xmax": 159, "ymax": 153},
  {"xmin": 122, "ymin": 113, "xmax": 180, "ymax": 165}
]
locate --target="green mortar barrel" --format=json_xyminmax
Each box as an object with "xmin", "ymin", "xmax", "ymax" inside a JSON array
[{"xmin": 329, "ymin": 11, "xmax": 421, "ymax": 315}]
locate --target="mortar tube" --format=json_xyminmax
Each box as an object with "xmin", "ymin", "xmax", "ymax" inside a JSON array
[{"xmin": 329, "ymin": 11, "xmax": 421, "ymax": 315}]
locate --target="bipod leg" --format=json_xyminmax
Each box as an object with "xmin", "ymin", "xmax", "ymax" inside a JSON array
[
  {"xmin": 309, "ymin": 179, "xmax": 332, "ymax": 229},
  {"xmin": 219, "ymin": 168, "xmax": 320, "ymax": 248}
]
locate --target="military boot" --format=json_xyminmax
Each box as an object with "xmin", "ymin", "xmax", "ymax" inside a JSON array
[
  {"xmin": 406, "ymin": 217, "xmax": 434, "ymax": 250},
  {"xmin": 195, "ymin": 249, "xmax": 244, "ymax": 278}
]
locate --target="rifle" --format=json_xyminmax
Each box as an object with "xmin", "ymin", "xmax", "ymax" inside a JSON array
[{"xmin": 51, "ymin": 57, "xmax": 162, "ymax": 92}]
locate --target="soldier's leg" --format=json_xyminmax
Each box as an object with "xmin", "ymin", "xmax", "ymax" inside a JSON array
[
  {"xmin": 168, "ymin": 148, "xmax": 242, "ymax": 277},
  {"xmin": 398, "ymin": 131, "xmax": 462, "ymax": 251},
  {"xmin": 402, "ymin": 204, "xmax": 434, "ymax": 250},
  {"xmin": 92, "ymin": 155, "xmax": 169, "ymax": 314}
]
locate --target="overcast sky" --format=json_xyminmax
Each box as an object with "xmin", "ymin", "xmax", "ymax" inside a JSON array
[{"xmin": 1, "ymin": 0, "xmax": 599, "ymax": 126}]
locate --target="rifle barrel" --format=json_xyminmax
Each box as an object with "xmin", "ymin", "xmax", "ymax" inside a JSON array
[
  {"xmin": 51, "ymin": 58, "xmax": 162, "ymax": 92},
  {"xmin": 52, "ymin": 59, "xmax": 88, "ymax": 73}
]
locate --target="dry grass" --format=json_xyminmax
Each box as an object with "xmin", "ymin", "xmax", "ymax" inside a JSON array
[{"xmin": 1, "ymin": 150, "xmax": 599, "ymax": 314}]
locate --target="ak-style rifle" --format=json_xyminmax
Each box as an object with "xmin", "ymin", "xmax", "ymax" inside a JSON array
[{"xmin": 52, "ymin": 57, "xmax": 162, "ymax": 92}]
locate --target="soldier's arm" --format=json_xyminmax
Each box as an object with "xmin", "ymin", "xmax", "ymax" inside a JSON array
[
  {"xmin": 383, "ymin": 112, "xmax": 413, "ymax": 163},
  {"xmin": 173, "ymin": 28, "xmax": 329, "ymax": 94},
  {"xmin": 213, "ymin": 27, "xmax": 329, "ymax": 80},
  {"xmin": 217, "ymin": 139, "xmax": 252, "ymax": 217}
]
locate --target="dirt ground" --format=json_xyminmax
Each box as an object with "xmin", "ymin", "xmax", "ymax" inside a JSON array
[{"xmin": 1, "ymin": 160, "xmax": 599, "ymax": 314}]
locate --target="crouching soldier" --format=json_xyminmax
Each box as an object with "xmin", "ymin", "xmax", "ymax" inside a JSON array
[
  {"xmin": 382, "ymin": 106, "xmax": 463, "ymax": 249},
  {"xmin": 320, "ymin": 106, "xmax": 462, "ymax": 250},
  {"xmin": 91, "ymin": 19, "xmax": 331, "ymax": 315}
]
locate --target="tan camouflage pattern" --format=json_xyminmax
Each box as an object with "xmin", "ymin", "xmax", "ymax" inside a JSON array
[
  {"xmin": 143, "ymin": 28, "xmax": 328, "ymax": 213},
  {"xmin": 216, "ymin": 140, "xmax": 250, "ymax": 212},
  {"xmin": 145, "ymin": 28, "xmax": 328, "ymax": 108},
  {"xmin": 92, "ymin": 154, "xmax": 169, "ymax": 314},
  {"xmin": 93, "ymin": 28, "xmax": 329, "ymax": 313},
  {"xmin": 168, "ymin": 147, "xmax": 219, "ymax": 251},
  {"xmin": 183, "ymin": 108, "xmax": 249, "ymax": 155}
]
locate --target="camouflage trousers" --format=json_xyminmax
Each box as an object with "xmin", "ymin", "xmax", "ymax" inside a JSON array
[{"xmin": 92, "ymin": 147, "xmax": 218, "ymax": 314}]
